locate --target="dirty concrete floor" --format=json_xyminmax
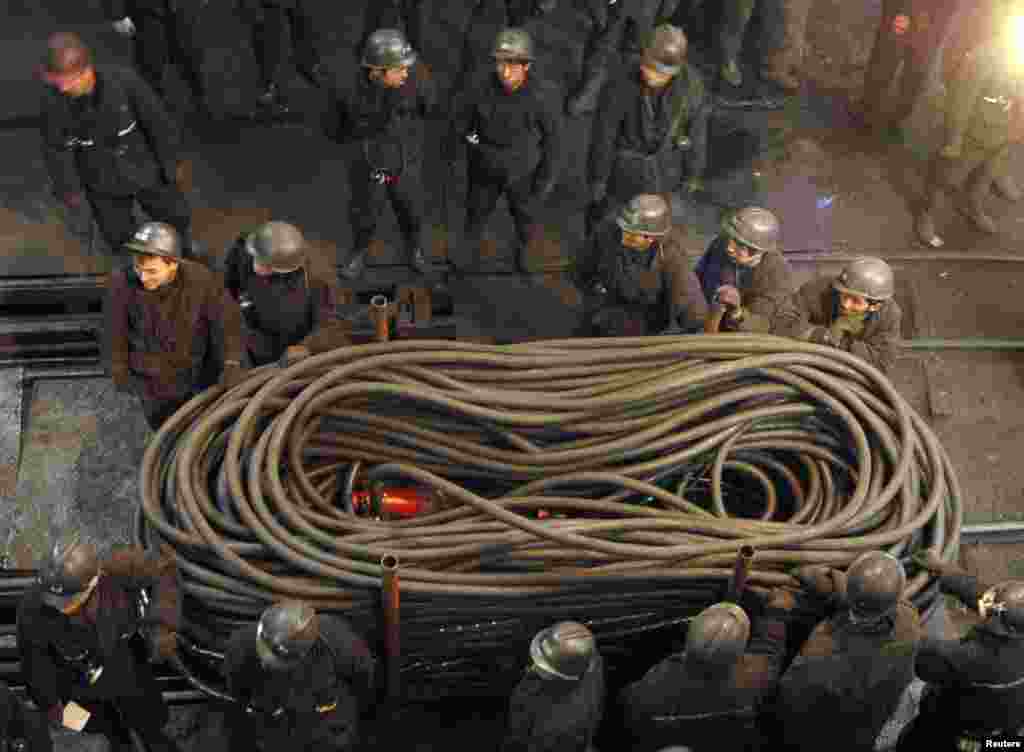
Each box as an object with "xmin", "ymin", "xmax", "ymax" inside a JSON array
[{"xmin": 3, "ymin": 0, "xmax": 1024, "ymax": 749}]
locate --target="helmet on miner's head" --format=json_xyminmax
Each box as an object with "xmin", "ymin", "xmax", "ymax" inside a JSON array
[
  {"xmin": 685, "ymin": 603, "xmax": 750, "ymax": 673},
  {"xmin": 720, "ymin": 206, "xmax": 780, "ymax": 258},
  {"xmin": 978, "ymin": 580, "xmax": 1024, "ymax": 639},
  {"xmin": 846, "ymin": 551, "xmax": 906, "ymax": 621},
  {"xmin": 245, "ymin": 221, "xmax": 308, "ymax": 272},
  {"xmin": 492, "ymin": 28, "xmax": 535, "ymax": 62},
  {"xmin": 833, "ymin": 257, "xmax": 894, "ymax": 303},
  {"xmin": 616, "ymin": 194, "xmax": 671, "ymax": 237},
  {"xmin": 361, "ymin": 28, "xmax": 417, "ymax": 69},
  {"xmin": 37, "ymin": 533, "xmax": 100, "ymax": 613},
  {"xmin": 124, "ymin": 222, "xmax": 182, "ymax": 259},
  {"xmin": 529, "ymin": 621, "xmax": 596, "ymax": 681},
  {"xmin": 641, "ymin": 25, "xmax": 688, "ymax": 77},
  {"xmin": 256, "ymin": 601, "xmax": 320, "ymax": 671}
]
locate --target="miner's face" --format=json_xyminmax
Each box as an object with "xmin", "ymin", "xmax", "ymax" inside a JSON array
[{"xmin": 496, "ymin": 60, "xmax": 530, "ymax": 91}]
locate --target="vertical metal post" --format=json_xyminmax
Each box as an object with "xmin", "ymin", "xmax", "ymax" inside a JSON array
[
  {"xmin": 381, "ymin": 554, "xmax": 401, "ymax": 700},
  {"xmin": 370, "ymin": 295, "xmax": 390, "ymax": 343},
  {"xmin": 728, "ymin": 545, "xmax": 755, "ymax": 602}
]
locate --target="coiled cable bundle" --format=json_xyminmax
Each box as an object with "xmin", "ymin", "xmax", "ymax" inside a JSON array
[{"xmin": 136, "ymin": 335, "xmax": 960, "ymax": 697}]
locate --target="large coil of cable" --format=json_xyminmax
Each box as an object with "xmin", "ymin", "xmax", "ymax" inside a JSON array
[{"xmin": 137, "ymin": 335, "xmax": 960, "ymax": 697}]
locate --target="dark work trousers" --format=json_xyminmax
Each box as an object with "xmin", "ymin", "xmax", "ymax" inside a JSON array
[
  {"xmin": 87, "ymin": 181, "xmax": 193, "ymax": 257},
  {"xmin": 78, "ymin": 651, "xmax": 179, "ymax": 752},
  {"xmin": 251, "ymin": 3, "xmax": 320, "ymax": 88},
  {"xmin": 348, "ymin": 156, "xmax": 425, "ymax": 253},
  {"xmin": 462, "ymin": 159, "xmax": 542, "ymax": 266},
  {"xmin": 132, "ymin": 11, "xmax": 206, "ymax": 103},
  {"xmin": 862, "ymin": 0, "xmax": 954, "ymax": 125},
  {"xmin": 922, "ymin": 141, "xmax": 1010, "ymax": 211}
]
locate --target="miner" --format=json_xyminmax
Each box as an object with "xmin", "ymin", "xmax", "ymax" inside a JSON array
[
  {"xmin": 583, "ymin": 193, "xmax": 707, "ymax": 336},
  {"xmin": 0, "ymin": 681, "xmax": 51, "ymax": 752},
  {"xmin": 588, "ymin": 25, "xmax": 709, "ymax": 235},
  {"xmin": 223, "ymin": 601, "xmax": 376, "ymax": 752},
  {"xmin": 450, "ymin": 28, "xmax": 563, "ymax": 273},
  {"xmin": 103, "ymin": 0, "xmax": 208, "ymax": 112},
  {"xmin": 775, "ymin": 256, "xmax": 902, "ymax": 374},
  {"xmin": 106, "ymin": 222, "xmax": 246, "ymax": 430},
  {"xmin": 757, "ymin": 0, "xmax": 814, "ymax": 91},
  {"xmin": 239, "ymin": 0, "xmax": 326, "ymax": 115},
  {"xmin": 39, "ymin": 33, "xmax": 194, "ymax": 257},
  {"xmin": 854, "ymin": 0, "xmax": 958, "ymax": 137},
  {"xmin": 224, "ymin": 221, "xmax": 351, "ymax": 367},
  {"xmin": 336, "ymin": 29, "xmax": 439, "ymax": 280},
  {"xmin": 914, "ymin": 1, "xmax": 1024, "ymax": 248},
  {"xmin": 500, "ymin": 622, "xmax": 605, "ymax": 752},
  {"xmin": 896, "ymin": 551, "xmax": 1024, "ymax": 750},
  {"xmin": 716, "ymin": 0, "xmax": 800, "ymax": 91},
  {"xmin": 694, "ymin": 207, "xmax": 795, "ymax": 333},
  {"xmin": 619, "ymin": 588, "xmax": 795, "ymax": 752},
  {"xmin": 766, "ymin": 552, "xmax": 922, "ymax": 752},
  {"xmin": 16, "ymin": 535, "xmax": 181, "ymax": 752}
]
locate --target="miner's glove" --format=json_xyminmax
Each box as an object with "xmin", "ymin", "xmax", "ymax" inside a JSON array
[{"xmin": 113, "ymin": 17, "xmax": 136, "ymax": 35}]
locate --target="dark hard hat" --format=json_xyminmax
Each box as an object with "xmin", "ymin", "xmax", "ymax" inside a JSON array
[
  {"xmin": 979, "ymin": 580, "xmax": 1024, "ymax": 639},
  {"xmin": 721, "ymin": 207, "xmax": 780, "ymax": 254},
  {"xmin": 42, "ymin": 32, "xmax": 92, "ymax": 82},
  {"xmin": 256, "ymin": 601, "xmax": 320, "ymax": 671},
  {"xmin": 124, "ymin": 222, "xmax": 183, "ymax": 259},
  {"xmin": 642, "ymin": 25, "xmax": 688, "ymax": 76},
  {"xmin": 362, "ymin": 28, "xmax": 417, "ymax": 69},
  {"xmin": 529, "ymin": 621, "xmax": 596, "ymax": 680},
  {"xmin": 616, "ymin": 194, "xmax": 671, "ymax": 236},
  {"xmin": 493, "ymin": 28, "xmax": 534, "ymax": 62},
  {"xmin": 38, "ymin": 534, "xmax": 100, "ymax": 611},
  {"xmin": 685, "ymin": 603, "xmax": 750, "ymax": 671},
  {"xmin": 846, "ymin": 551, "xmax": 905, "ymax": 620},
  {"xmin": 246, "ymin": 221, "xmax": 307, "ymax": 271},
  {"xmin": 833, "ymin": 257, "xmax": 894, "ymax": 301}
]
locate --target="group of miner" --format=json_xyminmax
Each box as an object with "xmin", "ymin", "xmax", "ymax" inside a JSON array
[
  {"xmin": 5, "ymin": 538, "xmax": 1024, "ymax": 752},
  {"xmin": 10, "ymin": 1, "xmax": 1024, "ymax": 750}
]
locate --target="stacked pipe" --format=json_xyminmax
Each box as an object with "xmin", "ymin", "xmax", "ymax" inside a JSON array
[{"xmin": 136, "ymin": 335, "xmax": 961, "ymax": 698}]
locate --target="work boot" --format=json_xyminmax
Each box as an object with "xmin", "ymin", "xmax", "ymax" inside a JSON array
[
  {"xmin": 409, "ymin": 246, "xmax": 429, "ymax": 274},
  {"xmin": 340, "ymin": 249, "xmax": 369, "ymax": 280},
  {"xmin": 915, "ymin": 211, "xmax": 944, "ymax": 248},
  {"xmin": 721, "ymin": 59, "xmax": 743, "ymax": 87},
  {"xmin": 967, "ymin": 180, "xmax": 998, "ymax": 234},
  {"xmin": 993, "ymin": 173, "xmax": 1023, "ymax": 202},
  {"xmin": 760, "ymin": 54, "xmax": 800, "ymax": 92}
]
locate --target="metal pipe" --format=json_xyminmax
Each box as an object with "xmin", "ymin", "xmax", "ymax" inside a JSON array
[
  {"xmin": 381, "ymin": 554, "xmax": 401, "ymax": 700},
  {"xmin": 728, "ymin": 545, "xmax": 755, "ymax": 602},
  {"xmin": 370, "ymin": 295, "xmax": 390, "ymax": 343},
  {"xmin": 961, "ymin": 521, "xmax": 1024, "ymax": 544}
]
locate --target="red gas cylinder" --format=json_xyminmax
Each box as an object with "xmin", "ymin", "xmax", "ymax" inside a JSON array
[{"xmin": 351, "ymin": 487, "xmax": 440, "ymax": 518}]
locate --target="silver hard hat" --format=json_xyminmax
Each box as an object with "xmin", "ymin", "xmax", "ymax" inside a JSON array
[
  {"xmin": 245, "ymin": 221, "xmax": 308, "ymax": 272},
  {"xmin": 529, "ymin": 621, "xmax": 596, "ymax": 681},
  {"xmin": 720, "ymin": 207, "xmax": 780, "ymax": 254},
  {"xmin": 37, "ymin": 533, "xmax": 100, "ymax": 611},
  {"xmin": 833, "ymin": 257, "xmax": 895, "ymax": 301},
  {"xmin": 846, "ymin": 551, "xmax": 906, "ymax": 620},
  {"xmin": 124, "ymin": 222, "xmax": 182, "ymax": 259},
  {"xmin": 362, "ymin": 28, "xmax": 417, "ymax": 69},
  {"xmin": 616, "ymin": 194, "xmax": 671, "ymax": 236},
  {"xmin": 256, "ymin": 601, "xmax": 320, "ymax": 671},
  {"xmin": 685, "ymin": 602, "xmax": 750, "ymax": 672},
  {"xmin": 493, "ymin": 28, "xmax": 534, "ymax": 62}
]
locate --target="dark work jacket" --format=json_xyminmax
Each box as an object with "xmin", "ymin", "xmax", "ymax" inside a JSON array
[
  {"xmin": 0, "ymin": 682, "xmax": 52, "ymax": 752},
  {"xmin": 913, "ymin": 573, "xmax": 1024, "ymax": 736},
  {"xmin": 769, "ymin": 601, "xmax": 921, "ymax": 752},
  {"xmin": 591, "ymin": 0, "xmax": 681, "ymax": 61},
  {"xmin": 224, "ymin": 616, "xmax": 376, "ymax": 752},
  {"xmin": 774, "ymin": 275, "xmax": 903, "ymax": 374},
  {"xmin": 594, "ymin": 226, "xmax": 708, "ymax": 334},
  {"xmin": 223, "ymin": 237, "xmax": 350, "ymax": 366},
  {"xmin": 16, "ymin": 558, "xmax": 180, "ymax": 714},
  {"xmin": 362, "ymin": 0, "xmax": 421, "ymax": 50},
  {"xmin": 589, "ymin": 63, "xmax": 709, "ymax": 192},
  {"xmin": 452, "ymin": 70, "xmax": 564, "ymax": 190},
  {"xmin": 40, "ymin": 65, "xmax": 180, "ymax": 198},
  {"xmin": 695, "ymin": 238, "xmax": 795, "ymax": 334},
  {"xmin": 102, "ymin": 0, "xmax": 208, "ymax": 18},
  {"xmin": 105, "ymin": 260, "xmax": 244, "ymax": 402},
  {"xmin": 619, "ymin": 601, "xmax": 789, "ymax": 752},
  {"xmin": 500, "ymin": 654, "xmax": 605, "ymax": 752},
  {"xmin": 521, "ymin": 1, "xmax": 600, "ymax": 98},
  {"xmin": 338, "ymin": 62, "xmax": 440, "ymax": 173}
]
